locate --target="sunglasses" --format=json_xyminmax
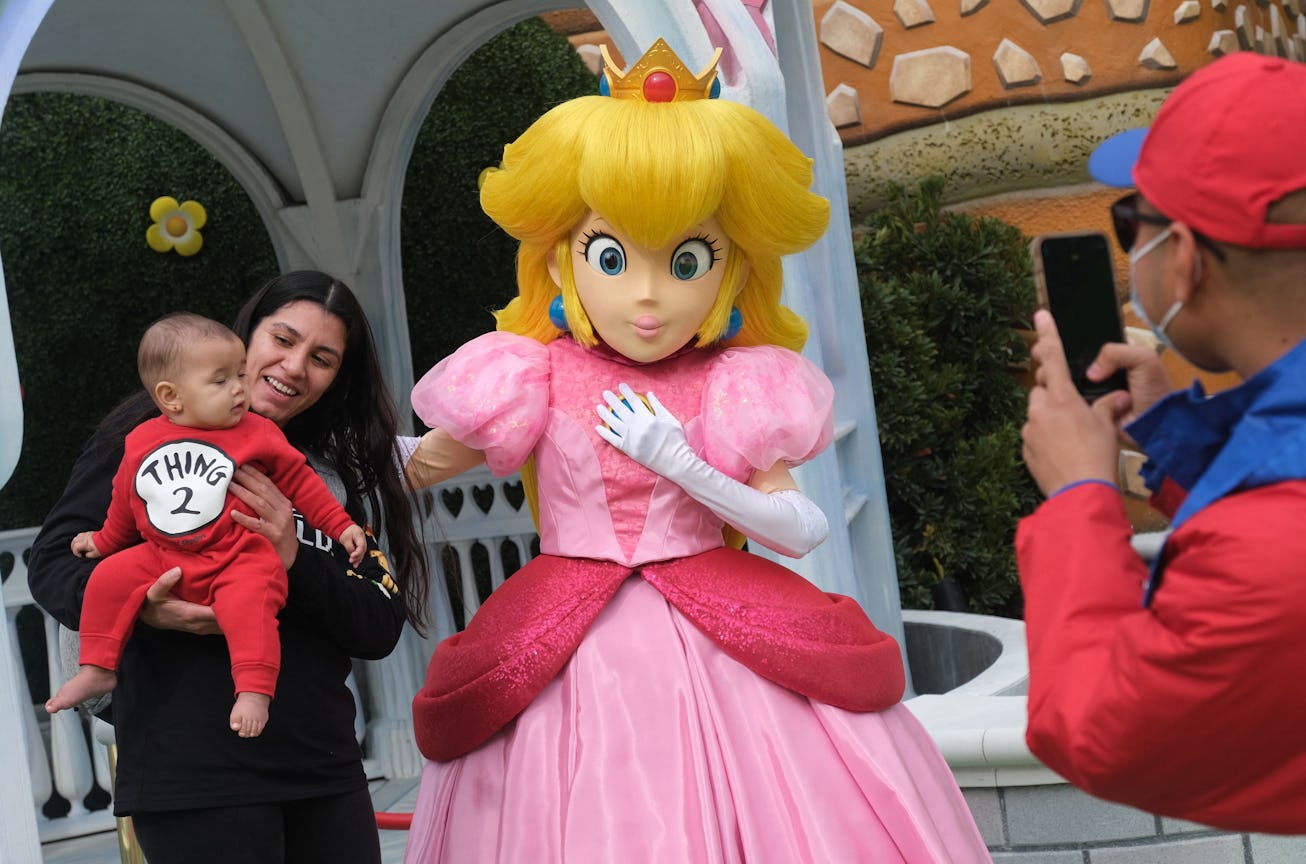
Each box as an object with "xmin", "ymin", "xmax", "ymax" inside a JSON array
[{"xmin": 1110, "ymin": 193, "xmax": 1227, "ymax": 261}]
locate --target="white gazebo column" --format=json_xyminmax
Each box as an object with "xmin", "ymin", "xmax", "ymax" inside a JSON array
[
  {"xmin": 0, "ymin": 0, "xmax": 53, "ymax": 859},
  {"xmin": 770, "ymin": 0, "xmax": 909, "ymax": 673},
  {"xmin": 273, "ymin": 196, "xmax": 434, "ymax": 779}
]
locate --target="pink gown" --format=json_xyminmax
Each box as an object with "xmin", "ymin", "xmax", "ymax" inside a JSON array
[{"xmin": 403, "ymin": 333, "xmax": 988, "ymax": 863}]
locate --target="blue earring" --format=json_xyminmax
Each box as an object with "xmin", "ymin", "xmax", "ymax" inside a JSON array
[
  {"xmin": 549, "ymin": 295, "xmax": 570, "ymax": 331},
  {"xmin": 721, "ymin": 306, "xmax": 743, "ymax": 341}
]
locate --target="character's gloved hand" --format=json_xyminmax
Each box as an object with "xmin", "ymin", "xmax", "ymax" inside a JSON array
[
  {"xmin": 595, "ymin": 383, "xmax": 693, "ymax": 474},
  {"xmin": 595, "ymin": 383, "xmax": 828, "ymax": 558}
]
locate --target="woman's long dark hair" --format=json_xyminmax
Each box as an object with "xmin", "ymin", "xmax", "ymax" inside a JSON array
[{"xmin": 230, "ymin": 270, "xmax": 430, "ymax": 631}]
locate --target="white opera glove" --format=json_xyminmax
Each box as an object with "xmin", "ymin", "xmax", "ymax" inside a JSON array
[{"xmin": 595, "ymin": 383, "xmax": 829, "ymax": 558}]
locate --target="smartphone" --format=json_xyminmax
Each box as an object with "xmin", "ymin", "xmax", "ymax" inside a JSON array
[{"xmin": 1030, "ymin": 231, "xmax": 1128, "ymax": 398}]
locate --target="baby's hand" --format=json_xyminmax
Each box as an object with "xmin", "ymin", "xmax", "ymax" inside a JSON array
[
  {"xmin": 341, "ymin": 524, "xmax": 366, "ymax": 566},
  {"xmin": 71, "ymin": 532, "xmax": 101, "ymax": 559}
]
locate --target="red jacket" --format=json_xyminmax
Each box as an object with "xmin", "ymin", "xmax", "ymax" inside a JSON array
[{"xmin": 1018, "ymin": 479, "xmax": 1306, "ymax": 833}]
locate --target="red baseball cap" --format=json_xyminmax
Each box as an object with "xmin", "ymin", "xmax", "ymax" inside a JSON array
[{"xmin": 1088, "ymin": 53, "xmax": 1306, "ymax": 250}]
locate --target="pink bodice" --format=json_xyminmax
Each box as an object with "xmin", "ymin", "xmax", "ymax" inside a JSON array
[{"xmin": 412, "ymin": 333, "xmax": 833, "ymax": 566}]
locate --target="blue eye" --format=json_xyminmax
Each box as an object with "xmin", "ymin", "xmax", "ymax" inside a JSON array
[
  {"xmin": 671, "ymin": 239, "xmax": 714, "ymax": 281},
  {"xmin": 584, "ymin": 235, "xmax": 626, "ymax": 276}
]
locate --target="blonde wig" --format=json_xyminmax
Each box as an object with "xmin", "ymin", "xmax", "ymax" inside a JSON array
[{"xmin": 482, "ymin": 94, "xmax": 829, "ymax": 353}]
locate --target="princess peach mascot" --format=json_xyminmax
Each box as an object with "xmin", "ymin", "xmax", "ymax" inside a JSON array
[{"xmin": 402, "ymin": 39, "xmax": 987, "ymax": 863}]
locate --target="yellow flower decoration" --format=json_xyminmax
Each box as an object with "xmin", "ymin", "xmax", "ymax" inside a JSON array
[{"xmin": 147, "ymin": 196, "xmax": 206, "ymax": 256}]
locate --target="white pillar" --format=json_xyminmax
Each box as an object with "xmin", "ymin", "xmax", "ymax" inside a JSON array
[
  {"xmin": 0, "ymin": 0, "xmax": 55, "ymax": 857},
  {"xmin": 770, "ymin": 0, "xmax": 909, "ymax": 676}
]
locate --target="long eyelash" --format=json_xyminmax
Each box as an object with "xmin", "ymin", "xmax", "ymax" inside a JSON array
[
  {"xmin": 579, "ymin": 229, "xmax": 607, "ymax": 255},
  {"xmin": 690, "ymin": 233, "xmax": 723, "ymax": 264}
]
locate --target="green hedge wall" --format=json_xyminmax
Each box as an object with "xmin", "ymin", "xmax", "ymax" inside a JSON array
[
  {"xmin": 402, "ymin": 17, "xmax": 598, "ymax": 379},
  {"xmin": 0, "ymin": 92, "xmax": 278, "ymax": 529}
]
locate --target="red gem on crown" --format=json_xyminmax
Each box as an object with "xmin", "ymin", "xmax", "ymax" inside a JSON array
[{"xmin": 642, "ymin": 71, "xmax": 677, "ymax": 102}]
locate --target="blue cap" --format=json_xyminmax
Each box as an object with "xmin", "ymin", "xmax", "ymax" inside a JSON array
[{"xmin": 1087, "ymin": 127, "xmax": 1148, "ymax": 189}]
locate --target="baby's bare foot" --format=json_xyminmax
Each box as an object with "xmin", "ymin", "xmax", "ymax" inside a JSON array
[
  {"xmin": 230, "ymin": 692, "xmax": 271, "ymax": 738},
  {"xmin": 47, "ymin": 665, "xmax": 117, "ymax": 713}
]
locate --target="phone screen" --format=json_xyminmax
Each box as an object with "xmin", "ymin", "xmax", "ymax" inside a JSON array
[{"xmin": 1034, "ymin": 232, "xmax": 1128, "ymax": 398}]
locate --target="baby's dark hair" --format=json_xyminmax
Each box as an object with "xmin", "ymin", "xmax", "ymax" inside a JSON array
[{"xmin": 137, "ymin": 312, "xmax": 240, "ymax": 391}]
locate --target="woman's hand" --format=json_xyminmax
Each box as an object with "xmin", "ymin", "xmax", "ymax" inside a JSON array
[
  {"xmin": 1024, "ymin": 311, "xmax": 1127, "ymax": 497},
  {"xmin": 138, "ymin": 567, "xmax": 221, "ymax": 635},
  {"xmin": 228, "ymin": 464, "xmax": 299, "ymax": 570}
]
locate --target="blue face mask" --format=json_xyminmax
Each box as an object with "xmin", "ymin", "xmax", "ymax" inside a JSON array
[{"xmin": 1129, "ymin": 226, "xmax": 1184, "ymax": 355}]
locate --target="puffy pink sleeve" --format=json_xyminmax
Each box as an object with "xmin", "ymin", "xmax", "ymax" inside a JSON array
[
  {"xmin": 700, "ymin": 346, "xmax": 834, "ymax": 477},
  {"xmin": 411, "ymin": 332, "xmax": 551, "ymax": 476}
]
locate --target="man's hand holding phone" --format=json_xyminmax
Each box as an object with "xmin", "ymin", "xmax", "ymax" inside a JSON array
[
  {"xmin": 1023, "ymin": 310, "xmax": 1127, "ymax": 497},
  {"xmin": 1083, "ymin": 336, "xmax": 1175, "ymax": 434},
  {"xmin": 1031, "ymin": 231, "xmax": 1128, "ymax": 398}
]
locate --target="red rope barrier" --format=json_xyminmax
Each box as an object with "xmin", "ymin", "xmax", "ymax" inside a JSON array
[{"xmin": 375, "ymin": 811, "xmax": 413, "ymax": 830}]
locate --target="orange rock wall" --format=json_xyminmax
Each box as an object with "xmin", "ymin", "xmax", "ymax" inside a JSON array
[{"xmin": 816, "ymin": 0, "xmax": 1279, "ymax": 145}]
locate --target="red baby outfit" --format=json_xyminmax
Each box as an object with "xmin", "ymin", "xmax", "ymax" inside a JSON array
[{"xmin": 81, "ymin": 412, "xmax": 356, "ymax": 697}]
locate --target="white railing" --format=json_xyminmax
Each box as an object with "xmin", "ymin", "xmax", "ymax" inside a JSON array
[
  {"xmin": 415, "ymin": 465, "xmax": 538, "ymax": 627},
  {"xmin": 3, "ymin": 464, "xmax": 540, "ymax": 844},
  {"xmin": 1, "ymin": 525, "xmax": 116, "ymax": 844}
]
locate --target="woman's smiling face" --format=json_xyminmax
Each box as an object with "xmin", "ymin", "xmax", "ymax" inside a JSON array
[
  {"xmin": 558, "ymin": 211, "xmax": 730, "ymax": 364},
  {"xmin": 242, "ymin": 300, "xmax": 346, "ymax": 427}
]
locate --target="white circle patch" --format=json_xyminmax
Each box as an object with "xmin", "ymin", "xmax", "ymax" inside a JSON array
[{"xmin": 134, "ymin": 440, "xmax": 236, "ymax": 537}]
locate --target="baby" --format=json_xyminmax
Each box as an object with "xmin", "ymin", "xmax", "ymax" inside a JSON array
[{"xmin": 46, "ymin": 312, "xmax": 365, "ymax": 736}]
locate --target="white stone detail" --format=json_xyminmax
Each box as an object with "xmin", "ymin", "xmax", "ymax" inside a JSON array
[
  {"xmin": 962, "ymin": 0, "xmax": 990, "ymax": 14},
  {"xmin": 1235, "ymin": 5, "xmax": 1255, "ymax": 48},
  {"xmin": 826, "ymin": 83, "xmax": 863, "ymax": 129},
  {"xmin": 820, "ymin": 1, "xmax": 885, "ymax": 68},
  {"xmin": 1060, "ymin": 52, "xmax": 1092, "ymax": 83},
  {"xmin": 1020, "ymin": 0, "xmax": 1083, "ymax": 23},
  {"xmin": 1270, "ymin": 4, "xmax": 1287, "ymax": 54},
  {"xmin": 576, "ymin": 43, "xmax": 602, "ymax": 77},
  {"xmin": 1139, "ymin": 36, "xmax": 1178, "ymax": 68},
  {"xmin": 993, "ymin": 38, "xmax": 1042, "ymax": 87},
  {"xmin": 1106, "ymin": 0, "xmax": 1150, "ymax": 20},
  {"xmin": 889, "ymin": 46, "xmax": 972, "ymax": 108},
  {"xmin": 1174, "ymin": 0, "xmax": 1202, "ymax": 20},
  {"xmin": 1211, "ymin": 0, "xmax": 1228, "ymax": 10},
  {"xmin": 895, "ymin": 0, "xmax": 938, "ymax": 28},
  {"xmin": 1208, "ymin": 28, "xmax": 1240, "ymax": 53}
]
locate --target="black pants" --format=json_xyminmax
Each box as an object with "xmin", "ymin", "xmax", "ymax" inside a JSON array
[{"xmin": 131, "ymin": 787, "xmax": 382, "ymax": 864}]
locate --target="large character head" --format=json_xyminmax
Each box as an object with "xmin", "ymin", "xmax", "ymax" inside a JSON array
[{"xmin": 482, "ymin": 39, "xmax": 829, "ymax": 357}]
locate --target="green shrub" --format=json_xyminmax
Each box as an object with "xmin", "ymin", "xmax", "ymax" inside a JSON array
[{"xmin": 855, "ymin": 177, "xmax": 1041, "ymax": 617}]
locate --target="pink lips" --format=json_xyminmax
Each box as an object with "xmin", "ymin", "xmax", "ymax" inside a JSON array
[{"xmin": 633, "ymin": 316, "xmax": 662, "ymax": 339}]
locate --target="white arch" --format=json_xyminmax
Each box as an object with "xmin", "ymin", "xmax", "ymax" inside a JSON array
[{"xmin": 358, "ymin": 0, "xmax": 576, "ymax": 420}]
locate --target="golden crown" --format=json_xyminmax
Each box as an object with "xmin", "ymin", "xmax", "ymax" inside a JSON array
[{"xmin": 600, "ymin": 38, "xmax": 722, "ymax": 103}]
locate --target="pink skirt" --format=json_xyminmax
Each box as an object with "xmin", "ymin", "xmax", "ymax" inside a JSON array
[{"xmin": 404, "ymin": 578, "xmax": 988, "ymax": 863}]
